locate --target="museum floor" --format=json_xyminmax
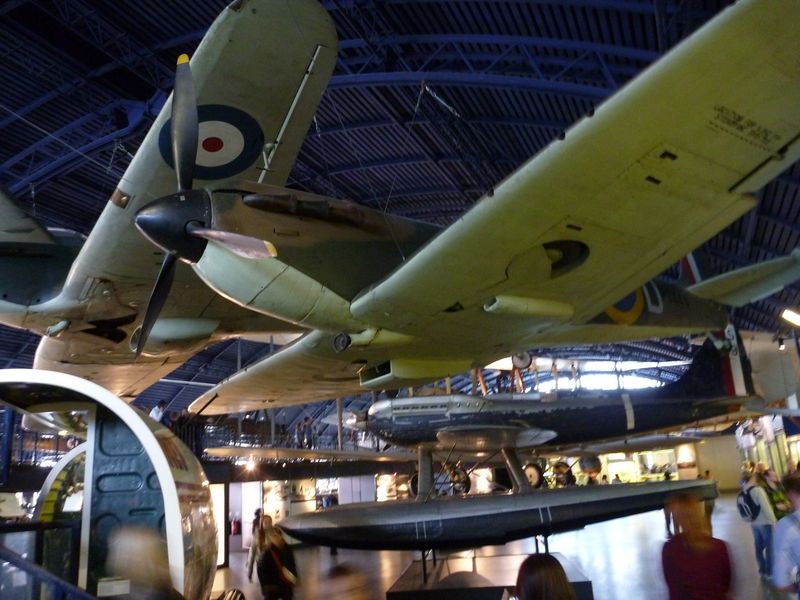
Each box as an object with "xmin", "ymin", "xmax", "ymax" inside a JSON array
[{"xmin": 211, "ymin": 493, "xmax": 793, "ymax": 600}]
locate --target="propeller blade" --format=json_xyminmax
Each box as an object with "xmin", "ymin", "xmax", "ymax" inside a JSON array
[
  {"xmin": 136, "ymin": 252, "xmax": 178, "ymax": 356},
  {"xmin": 187, "ymin": 224, "xmax": 278, "ymax": 259},
  {"xmin": 171, "ymin": 54, "xmax": 198, "ymax": 192}
]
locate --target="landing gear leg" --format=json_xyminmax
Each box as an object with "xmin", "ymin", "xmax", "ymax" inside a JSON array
[
  {"xmin": 417, "ymin": 447, "xmax": 434, "ymax": 501},
  {"xmin": 501, "ymin": 448, "xmax": 532, "ymax": 493},
  {"xmin": 421, "ymin": 550, "xmax": 428, "ymax": 582}
]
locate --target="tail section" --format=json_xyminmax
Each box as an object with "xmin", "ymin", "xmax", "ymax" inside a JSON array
[
  {"xmin": 688, "ymin": 249, "xmax": 800, "ymax": 307},
  {"xmin": 718, "ymin": 325, "xmax": 755, "ymax": 397},
  {"xmin": 678, "ymin": 248, "xmax": 800, "ymax": 308},
  {"xmin": 678, "ymin": 252, "xmax": 706, "ymax": 286},
  {"xmin": 0, "ymin": 187, "xmax": 81, "ymax": 312},
  {"xmin": 668, "ymin": 325, "xmax": 753, "ymax": 400}
]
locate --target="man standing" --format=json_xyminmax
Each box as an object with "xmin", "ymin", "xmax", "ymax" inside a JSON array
[
  {"xmin": 742, "ymin": 472, "xmax": 777, "ymax": 579},
  {"xmin": 148, "ymin": 400, "xmax": 166, "ymax": 424},
  {"xmin": 773, "ymin": 472, "xmax": 800, "ymax": 594}
]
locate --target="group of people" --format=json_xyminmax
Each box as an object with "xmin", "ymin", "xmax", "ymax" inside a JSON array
[
  {"xmin": 739, "ymin": 460, "xmax": 800, "ymax": 593},
  {"xmin": 656, "ymin": 461, "xmax": 800, "ymax": 599},
  {"xmin": 147, "ymin": 401, "xmax": 205, "ymax": 456},
  {"xmin": 247, "ymin": 509, "xmax": 375, "ymax": 599},
  {"xmin": 739, "ymin": 461, "xmax": 788, "ymax": 580},
  {"xmin": 292, "ymin": 417, "xmax": 318, "ymax": 449}
]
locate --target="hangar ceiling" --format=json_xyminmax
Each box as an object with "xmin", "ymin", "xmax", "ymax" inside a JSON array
[{"xmin": 0, "ymin": 0, "xmax": 796, "ymax": 420}]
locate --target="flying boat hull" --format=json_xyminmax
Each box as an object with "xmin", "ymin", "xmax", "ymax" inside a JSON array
[{"xmin": 280, "ymin": 479, "xmax": 716, "ymax": 550}]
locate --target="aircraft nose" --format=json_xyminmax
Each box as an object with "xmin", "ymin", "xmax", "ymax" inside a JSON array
[{"xmin": 135, "ymin": 189, "xmax": 211, "ymax": 263}]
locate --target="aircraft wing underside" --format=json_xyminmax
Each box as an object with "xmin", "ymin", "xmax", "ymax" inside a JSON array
[
  {"xmin": 12, "ymin": 0, "xmax": 337, "ymax": 392},
  {"xmin": 187, "ymin": 0, "xmax": 800, "ymax": 413},
  {"xmin": 35, "ymin": 336, "xmax": 196, "ymax": 401},
  {"xmin": 204, "ymin": 446, "xmax": 415, "ymax": 463},
  {"xmin": 347, "ymin": 0, "xmax": 800, "ymax": 338}
]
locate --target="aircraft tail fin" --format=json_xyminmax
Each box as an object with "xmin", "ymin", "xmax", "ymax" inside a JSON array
[
  {"xmin": 0, "ymin": 186, "xmax": 82, "ymax": 312},
  {"xmin": 673, "ymin": 326, "xmax": 754, "ymax": 400},
  {"xmin": 688, "ymin": 250, "xmax": 800, "ymax": 307},
  {"xmin": 677, "ymin": 252, "xmax": 706, "ymax": 286},
  {"xmin": 0, "ymin": 185, "xmax": 55, "ymax": 245}
]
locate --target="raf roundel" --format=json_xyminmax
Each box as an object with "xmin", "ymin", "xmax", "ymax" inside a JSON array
[{"xmin": 158, "ymin": 104, "xmax": 265, "ymax": 181}]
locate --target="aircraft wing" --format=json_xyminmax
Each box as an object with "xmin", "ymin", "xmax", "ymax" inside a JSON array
[
  {"xmin": 17, "ymin": 0, "xmax": 336, "ymax": 388},
  {"xmin": 539, "ymin": 433, "xmax": 706, "ymax": 457},
  {"xmin": 0, "ymin": 187, "xmax": 53, "ymax": 245},
  {"xmin": 63, "ymin": 0, "xmax": 337, "ymax": 315},
  {"xmin": 436, "ymin": 425, "xmax": 557, "ymax": 451},
  {"xmin": 190, "ymin": 331, "xmax": 368, "ymax": 414},
  {"xmin": 192, "ymin": 0, "xmax": 800, "ymax": 413},
  {"xmin": 204, "ymin": 446, "xmax": 415, "ymax": 463},
  {"xmin": 348, "ymin": 0, "xmax": 800, "ymax": 334},
  {"xmin": 34, "ymin": 336, "xmax": 196, "ymax": 402}
]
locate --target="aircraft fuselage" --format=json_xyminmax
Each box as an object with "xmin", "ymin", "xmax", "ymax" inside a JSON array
[{"xmin": 366, "ymin": 391, "xmax": 732, "ymax": 449}]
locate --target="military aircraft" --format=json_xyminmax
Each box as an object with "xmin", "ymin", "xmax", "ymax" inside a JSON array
[
  {"xmin": 160, "ymin": 0, "xmax": 800, "ymax": 413},
  {"xmin": 1, "ymin": 0, "xmax": 800, "ymax": 414},
  {"xmin": 276, "ymin": 334, "xmax": 788, "ymax": 552},
  {"xmin": 278, "ymin": 478, "xmax": 717, "ymax": 551},
  {"xmin": 358, "ymin": 336, "xmax": 749, "ymax": 486},
  {"xmin": 363, "ymin": 339, "xmax": 742, "ymax": 452},
  {"xmin": 0, "ymin": 0, "xmax": 335, "ymax": 400}
]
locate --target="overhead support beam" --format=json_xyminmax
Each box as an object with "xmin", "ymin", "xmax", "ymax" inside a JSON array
[
  {"xmin": 0, "ymin": 29, "xmax": 200, "ymax": 131},
  {"xmin": 324, "ymin": 1, "xmax": 685, "ymax": 18},
  {"xmin": 0, "ymin": 0, "xmax": 29, "ymax": 16},
  {"xmin": 340, "ymin": 35, "xmax": 657, "ymax": 63},
  {"xmin": 330, "ymin": 71, "xmax": 612, "ymax": 100},
  {"xmin": 325, "ymin": 154, "xmax": 461, "ymax": 177},
  {"xmin": 358, "ymin": 185, "xmax": 480, "ymax": 204},
  {"xmin": 653, "ymin": 0, "xmax": 668, "ymax": 54},
  {"xmin": 312, "ymin": 115, "xmax": 569, "ymax": 137},
  {"xmin": 46, "ymin": 0, "xmax": 182, "ymax": 87},
  {"xmin": 320, "ymin": 4, "xmax": 506, "ymax": 204},
  {"xmin": 6, "ymin": 100, "xmax": 148, "ymax": 195}
]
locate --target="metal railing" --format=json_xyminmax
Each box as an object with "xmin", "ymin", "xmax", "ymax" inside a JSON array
[{"xmin": 0, "ymin": 532, "xmax": 93, "ymax": 600}]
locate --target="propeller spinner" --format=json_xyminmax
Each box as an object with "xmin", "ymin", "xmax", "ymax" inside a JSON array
[
  {"xmin": 133, "ymin": 55, "xmax": 208, "ymax": 357},
  {"xmin": 134, "ymin": 54, "xmax": 276, "ymax": 356}
]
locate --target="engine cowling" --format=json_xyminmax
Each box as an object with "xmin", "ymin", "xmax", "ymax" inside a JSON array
[{"xmin": 131, "ymin": 317, "xmax": 219, "ymax": 356}]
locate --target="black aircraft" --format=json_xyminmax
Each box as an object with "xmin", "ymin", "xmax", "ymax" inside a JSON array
[
  {"xmin": 363, "ymin": 337, "xmax": 748, "ymax": 459},
  {"xmin": 347, "ymin": 336, "xmax": 749, "ymax": 490}
]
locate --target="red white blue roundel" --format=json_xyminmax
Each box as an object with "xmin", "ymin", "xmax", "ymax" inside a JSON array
[{"xmin": 158, "ymin": 104, "xmax": 264, "ymax": 180}]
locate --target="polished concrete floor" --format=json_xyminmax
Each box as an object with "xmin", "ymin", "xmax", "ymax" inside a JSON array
[{"xmin": 211, "ymin": 494, "xmax": 794, "ymax": 600}]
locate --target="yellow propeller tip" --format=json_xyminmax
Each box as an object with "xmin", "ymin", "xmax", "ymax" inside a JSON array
[
  {"xmin": 177, "ymin": 54, "xmax": 190, "ymax": 65},
  {"xmin": 265, "ymin": 241, "xmax": 278, "ymax": 257}
]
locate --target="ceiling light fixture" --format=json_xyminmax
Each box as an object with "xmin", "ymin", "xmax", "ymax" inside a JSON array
[{"xmin": 782, "ymin": 308, "xmax": 800, "ymax": 327}]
